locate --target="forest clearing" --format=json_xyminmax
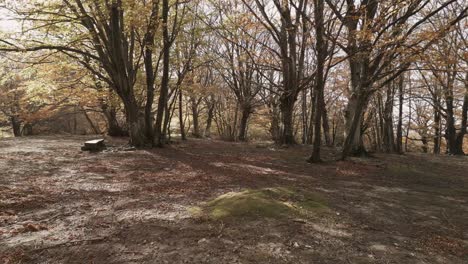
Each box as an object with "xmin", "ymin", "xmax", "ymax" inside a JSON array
[
  {"xmin": 1, "ymin": 136, "xmax": 467, "ymax": 263},
  {"xmin": 1, "ymin": 0, "xmax": 468, "ymax": 263}
]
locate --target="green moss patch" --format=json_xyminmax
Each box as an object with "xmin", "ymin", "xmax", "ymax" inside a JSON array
[{"xmin": 190, "ymin": 187, "xmax": 328, "ymax": 220}]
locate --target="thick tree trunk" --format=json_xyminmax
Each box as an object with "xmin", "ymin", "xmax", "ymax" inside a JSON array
[
  {"xmin": 279, "ymin": 98, "xmax": 296, "ymax": 145},
  {"xmin": 382, "ymin": 84, "xmax": 396, "ymax": 153},
  {"xmin": 11, "ymin": 116, "xmax": 21, "ymax": 137},
  {"xmin": 238, "ymin": 105, "xmax": 251, "ymax": 141},
  {"xmin": 342, "ymin": 92, "xmax": 368, "ymax": 159},
  {"xmin": 125, "ymin": 102, "xmax": 149, "ymax": 148},
  {"xmin": 445, "ymin": 91, "xmax": 460, "ymax": 155}
]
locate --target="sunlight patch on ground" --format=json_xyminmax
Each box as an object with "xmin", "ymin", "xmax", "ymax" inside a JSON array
[
  {"xmin": 310, "ymin": 223, "xmax": 352, "ymax": 238},
  {"xmin": 370, "ymin": 243, "xmax": 388, "ymax": 251},
  {"xmin": 373, "ymin": 186, "xmax": 408, "ymax": 193},
  {"xmin": 116, "ymin": 206, "xmax": 191, "ymax": 222},
  {"xmin": 209, "ymin": 162, "xmax": 283, "ymax": 175}
]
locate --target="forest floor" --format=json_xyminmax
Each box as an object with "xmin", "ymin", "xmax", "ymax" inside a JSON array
[{"xmin": 0, "ymin": 136, "xmax": 467, "ymax": 264}]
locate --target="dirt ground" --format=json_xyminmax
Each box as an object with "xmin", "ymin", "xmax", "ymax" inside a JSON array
[{"xmin": 0, "ymin": 136, "xmax": 467, "ymax": 264}]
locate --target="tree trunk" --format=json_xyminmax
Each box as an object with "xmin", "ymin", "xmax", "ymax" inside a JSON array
[
  {"xmin": 301, "ymin": 89, "xmax": 308, "ymax": 144},
  {"xmin": 396, "ymin": 75, "xmax": 404, "ymax": 153},
  {"xmin": 144, "ymin": 45, "xmax": 155, "ymax": 141},
  {"xmin": 382, "ymin": 84, "xmax": 396, "ymax": 153},
  {"xmin": 309, "ymin": 0, "xmax": 325, "ymax": 163},
  {"xmin": 204, "ymin": 98, "xmax": 215, "ymax": 138},
  {"xmin": 322, "ymin": 105, "xmax": 331, "ymax": 146},
  {"xmin": 444, "ymin": 89, "xmax": 460, "ymax": 155},
  {"xmin": 178, "ymin": 90, "xmax": 187, "ymax": 140},
  {"xmin": 307, "ymin": 86, "xmax": 316, "ymax": 144},
  {"xmin": 126, "ymin": 102, "xmax": 149, "ymax": 148},
  {"xmin": 433, "ymin": 93, "xmax": 441, "ymax": 154},
  {"xmin": 405, "ymin": 84, "xmax": 412, "ymax": 152},
  {"xmin": 143, "ymin": 1, "xmax": 159, "ymax": 142},
  {"xmin": 162, "ymin": 101, "xmax": 172, "ymax": 142},
  {"xmin": 342, "ymin": 92, "xmax": 368, "ymax": 159},
  {"xmin": 11, "ymin": 116, "xmax": 21, "ymax": 137},
  {"xmin": 191, "ymin": 97, "xmax": 201, "ymax": 138},
  {"xmin": 154, "ymin": 0, "xmax": 171, "ymax": 147},
  {"xmin": 238, "ymin": 105, "xmax": 251, "ymax": 141},
  {"xmin": 279, "ymin": 98, "xmax": 296, "ymax": 145},
  {"xmin": 421, "ymin": 136, "xmax": 429, "ymax": 153},
  {"xmin": 454, "ymin": 73, "xmax": 468, "ymax": 155},
  {"xmin": 105, "ymin": 106, "xmax": 128, "ymax": 137}
]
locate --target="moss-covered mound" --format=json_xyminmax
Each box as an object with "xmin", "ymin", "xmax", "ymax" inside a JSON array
[{"xmin": 190, "ymin": 187, "xmax": 328, "ymax": 220}]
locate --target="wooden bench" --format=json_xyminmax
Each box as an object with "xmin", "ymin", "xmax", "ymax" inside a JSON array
[{"xmin": 81, "ymin": 139, "xmax": 106, "ymax": 152}]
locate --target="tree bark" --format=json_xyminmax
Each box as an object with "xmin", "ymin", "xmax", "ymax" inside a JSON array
[
  {"xmin": 125, "ymin": 100, "xmax": 149, "ymax": 147},
  {"xmin": 154, "ymin": 0, "xmax": 171, "ymax": 147},
  {"xmin": 342, "ymin": 92, "xmax": 369, "ymax": 159},
  {"xmin": 190, "ymin": 97, "xmax": 201, "ymax": 138},
  {"xmin": 279, "ymin": 98, "xmax": 296, "ymax": 145},
  {"xmin": 309, "ymin": 0, "xmax": 325, "ymax": 163},
  {"xmin": 454, "ymin": 72, "xmax": 468, "ymax": 154},
  {"xmin": 382, "ymin": 83, "xmax": 396, "ymax": 153},
  {"xmin": 204, "ymin": 97, "xmax": 215, "ymax": 138},
  {"xmin": 432, "ymin": 92, "xmax": 441, "ymax": 154},
  {"xmin": 143, "ymin": 1, "xmax": 160, "ymax": 142},
  {"xmin": 444, "ymin": 74, "xmax": 463, "ymax": 155},
  {"xmin": 11, "ymin": 116, "xmax": 21, "ymax": 137},
  {"xmin": 301, "ymin": 89, "xmax": 308, "ymax": 144},
  {"xmin": 322, "ymin": 105, "xmax": 331, "ymax": 146},
  {"xmin": 396, "ymin": 75, "xmax": 404, "ymax": 153},
  {"xmin": 178, "ymin": 90, "xmax": 187, "ymax": 140},
  {"xmin": 238, "ymin": 105, "xmax": 251, "ymax": 141}
]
